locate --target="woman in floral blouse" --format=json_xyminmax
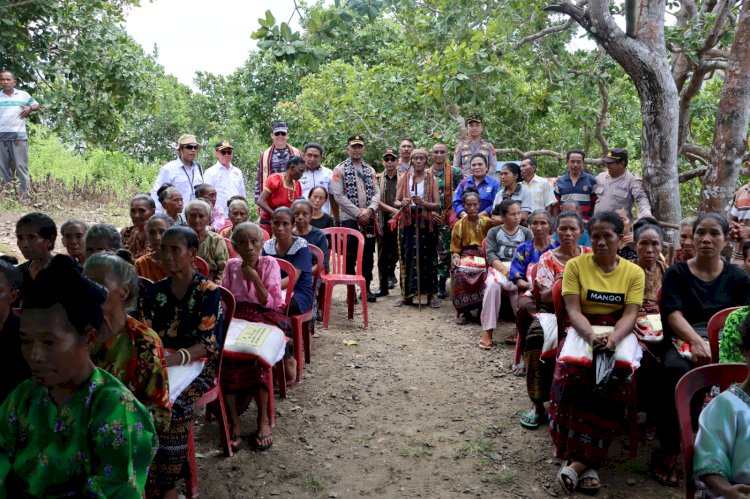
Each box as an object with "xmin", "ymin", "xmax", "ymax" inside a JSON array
[
  {"xmin": 0, "ymin": 254, "xmax": 157, "ymax": 497},
  {"xmin": 144, "ymin": 225, "xmax": 223, "ymax": 497},
  {"xmin": 84, "ymin": 250, "xmax": 171, "ymax": 433}
]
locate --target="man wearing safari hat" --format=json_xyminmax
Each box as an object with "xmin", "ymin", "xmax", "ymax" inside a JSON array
[
  {"xmin": 203, "ymin": 139, "xmax": 246, "ymax": 219},
  {"xmin": 331, "ymin": 134, "xmax": 381, "ymax": 302},
  {"xmin": 593, "ymin": 147, "xmax": 651, "ymax": 219},
  {"xmin": 453, "ymin": 112, "xmax": 497, "ymax": 179},
  {"xmin": 254, "ymin": 121, "xmax": 302, "ymax": 202},
  {"xmin": 151, "ymin": 134, "xmax": 205, "ymax": 214}
]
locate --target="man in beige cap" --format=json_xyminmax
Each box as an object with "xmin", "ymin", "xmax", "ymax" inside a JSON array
[
  {"xmin": 151, "ymin": 134, "xmax": 205, "ymax": 214},
  {"xmin": 203, "ymin": 139, "xmax": 246, "ymax": 220}
]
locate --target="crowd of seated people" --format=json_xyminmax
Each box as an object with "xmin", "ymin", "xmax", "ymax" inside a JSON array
[{"xmin": 4, "ymin": 137, "xmax": 750, "ymax": 498}]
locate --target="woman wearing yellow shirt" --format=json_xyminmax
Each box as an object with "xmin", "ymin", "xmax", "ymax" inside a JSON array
[
  {"xmin": 551, "ymin": 211, "xmax": 645, "ymax": 495},
  {"xmin": 450, "ymin": 188, "xmax": 492, "ymax": 325}
]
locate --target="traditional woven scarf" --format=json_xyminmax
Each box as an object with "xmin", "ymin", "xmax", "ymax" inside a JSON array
[
  {"xmin": 399, "ymin": 170, "xmax": 435, "ymax": 230},
  {"xmin": 344, "ymin": 158, "xmax": 374, "ymax": 207}
]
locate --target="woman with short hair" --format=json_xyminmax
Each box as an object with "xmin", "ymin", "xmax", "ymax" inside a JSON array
[
  {"xmin": 551, "ymin": 211, "xmax": 645, "ymax": 494},
  {"xmin": 134, "ymin": 214, "xmax": 174, "ymax": 282},
  {"xmin": 157, "ymin": 183, "xmax": 186, "ymax": 226},
  {"xmin": 186, "ymin": 199, "xmax": 229, "ymax": 283},
  {"xmin": 84, "ymin": 251, "xmax": 171, "ymax": 434},
  {"xmin": 121, "ymin": 194, "xmax": 156, "ymax": 260},
  {"xmin": 15, "ymin": 212, "xmax": 57, "ymax": 300},
  {"xmin": 144, "ymin": 226, "xmax": 223, "ymax": 497},
  {"xmin": 85, "ymin": 223, "xmax": 123, "ymax": 261},
  {"xmin": 60, "ymin": 218, "xmax": 89, "ymax": 266},
  {"xmin": 219, "ymin": 198, "xmax": 250, "ymax": 239}
]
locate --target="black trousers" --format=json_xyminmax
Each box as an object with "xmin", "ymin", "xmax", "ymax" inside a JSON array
[
  {"xmin": 655, "ymin": 347, "xmax": 692, "ymax": 454},
  {"xmin": 377, "ymin": 222, "xmax": 398, "ymax": 291},
  {"xmin": 340, "ymin": 219, "xmax": 376, "ymax": 287}
]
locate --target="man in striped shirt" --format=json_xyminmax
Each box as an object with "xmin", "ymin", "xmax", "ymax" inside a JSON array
[
  {"xmin": 554, "ymin": 150, "xmax": 597, "ymax": 221},
  {"xmin": 0, "ymin": 71, "xmax": 39, "ymax": 195}
]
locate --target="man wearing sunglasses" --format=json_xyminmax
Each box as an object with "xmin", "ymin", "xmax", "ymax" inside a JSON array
[
  {"xmin": 376, "ymin": 147, "xmax": 401, "ymax": 296},
  {"xmin": 151, "ymin": 134, "xmax": 205, "ymax": 214},
  {"xmin": 255, "ymin": 121, "xmax": 301, "ymax": 204},
  {"xmin": 204, "ymin": 140, "xmax": 246, "ymax": 222}
]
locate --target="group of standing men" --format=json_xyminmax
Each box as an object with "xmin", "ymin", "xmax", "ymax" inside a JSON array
[{"xmin": 147, "ymin": 113, "xmax": 658, "ymax": 306}]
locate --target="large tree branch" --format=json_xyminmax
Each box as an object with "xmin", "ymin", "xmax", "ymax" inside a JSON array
[
  {"xmin": 702, "ymin": 0, "xmax": 733, "ymax": 52},
  {"xmin": 594, "ymin": 78, "xmax": 609, "ymax": 155},
  {"xmin": 515, "ymin": 18, "xmax": 576, "ymax": 49},
  {"xmin": 679, "ymin": 166, "xmax": 707, "ymax": 182},
  {"xmin": 0, "ymin": 0, "xmax": 39, "ymax": 9},
  {"xmin": 700, "ymin": 60, "xmax": 729, "ymax": 72},
  {"xmin": 681, "ymin": 143, "xmax": 711, "ymax": 162},
  {"xmin": 636, "ymin": 0, "xmax": 668, "ymax": 52}
]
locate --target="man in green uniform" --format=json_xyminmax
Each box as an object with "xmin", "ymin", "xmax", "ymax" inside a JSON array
[
  {"xmin": 429, "ymin": 142, "xmax": 461, "ymax": 298},
  {"xmin": 453, "ymin": 113, "xmax": 497, "ymax": 179}
]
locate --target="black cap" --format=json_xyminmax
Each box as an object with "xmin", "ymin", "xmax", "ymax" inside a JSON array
[
  {"xmin": 382, "ymin": 147, "xmax": 398, "ymax": 159},
  {"xmin": 604, "ymin": 148, "xmax": 628, "ymax": 163},
  {"xmin": 467, "ymin": 112, "xmax": 483, "ymax": 124},
  {"xmin": 348, "ymin": 135, "xmax": 366, "ymax": 146}
]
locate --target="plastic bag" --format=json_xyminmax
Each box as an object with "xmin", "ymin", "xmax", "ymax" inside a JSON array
[{"xmin": 594, "ymin": 349, "xmax": 616, "ymax": 389}]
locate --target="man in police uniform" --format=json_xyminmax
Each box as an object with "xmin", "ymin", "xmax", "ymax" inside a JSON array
[
  {"xmin": 453, "ymin": 113, "xmax": 497, "ymax": 179},
  {"xmin": 593, "ymin": 148, "xmax": 652, "ymax": 219},
  {"xmin": 376, "ymin": 147, "xmax": 401, "ymax": 296},
  {"xmin": 330, "ymin": 135, "xmax": 381, "ymax": 302}
]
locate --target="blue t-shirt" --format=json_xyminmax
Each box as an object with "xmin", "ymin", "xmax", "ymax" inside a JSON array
[
  {"xmin": 553, "ymin": 230, "xmax": 590, "ymax": 247},
  {"xmin": 452, "ymin": 175, "xmax": 501, "ymax": 217},
  {"xmin": 263, "ymin": 237, "xmax": 314, "ymax": 314}
]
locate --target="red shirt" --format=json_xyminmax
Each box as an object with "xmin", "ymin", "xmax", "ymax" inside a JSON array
[{"xmin": 261, "ymin": 173, "xmax": 301, "ymax": 222}]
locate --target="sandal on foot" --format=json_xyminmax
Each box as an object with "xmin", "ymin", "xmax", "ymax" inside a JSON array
[
  {"xmin": 428, "ymin": 299, "xmax": 441, "ymax": 309},
  {"xmin": 478, "ymin": 341, "xmax": 492, "ymax": 350},
  {"xmin": 650, "ymin": 450, "xmax": 680, "ymax": 487},
  {"xmin": 519, "ymin": 409, "xmax": 547, "ymax": 429},
  {"xmin": 504, "ymin": 333, "xmax": 518, "ymax": 345},
  {"xmin": 455, "ymin": 315, "xmax": 468, "ymax": 325},
  {"xmin": 557, "ymin": 461, "xmax": 578, "ymax": 494},
  {"xmin": 393, "ymin": 298, "xmax": 413, "ymax": 307},
  {"xmin": 578, "ymin": 469, "xmax": 601, "ymax": 494},
  {"xmin": 252, "ymin": 432, "xmax": 273, "ymax": 452}
]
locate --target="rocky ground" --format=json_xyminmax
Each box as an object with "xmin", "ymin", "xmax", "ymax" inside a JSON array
[{"xmin": 0, "ymin": 203, "xmax": 684, "ymax": 499}]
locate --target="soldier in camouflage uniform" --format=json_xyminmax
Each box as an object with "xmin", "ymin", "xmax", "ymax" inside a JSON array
[{"xmin": 429, "ymin": 143, "xmax": 462, "ymax": 298}]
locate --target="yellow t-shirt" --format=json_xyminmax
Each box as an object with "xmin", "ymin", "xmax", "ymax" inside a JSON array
[{"xmin": 562, "ymin": 253, "xmax": 645, "ymax": 316}]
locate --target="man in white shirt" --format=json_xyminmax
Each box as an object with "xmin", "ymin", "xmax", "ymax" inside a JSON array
[
  {"xmin": 151, "ymin": 134, "xmax": 204, "ymax": 214},
  {"xmin": 520, "ymin": 158, "xmax": 557, "ymax": 215},
  {"xmin": 203, "ymin": 140, "xmax": 246, "ymax": 218},
  {"xmin": 299, "ymin": 143, "xmax": 334, "ymax": 214},
  {"xmin": 0, "ymin": 70, "xmax": 39, "ymax": 195}
]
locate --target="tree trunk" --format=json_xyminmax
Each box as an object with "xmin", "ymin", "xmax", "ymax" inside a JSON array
[{"xmin": 700, "ymin": 1, "xmax": 750, "ymax": 213}]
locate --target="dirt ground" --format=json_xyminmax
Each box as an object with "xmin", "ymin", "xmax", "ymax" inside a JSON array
[{"xmin": 0, "ymin": 205, "xmax": 684, "ymax": 499}]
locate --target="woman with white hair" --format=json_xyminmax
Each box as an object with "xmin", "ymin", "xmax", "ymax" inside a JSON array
[{"xmin": 186, "ymin": 198, "xmax": 229, "ymax": 283}]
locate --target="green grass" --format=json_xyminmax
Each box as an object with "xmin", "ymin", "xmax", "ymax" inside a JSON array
[
  {"xmin": 493, "ymin": 470, "xmax": 517, "ymax": 485},
  {"xmin": 299, "ymin": 475, "xmax": 327, "ymax": 496},
  {"xmin": 455, "ymin": 438, "xmax": 492, "ymax": 458}
]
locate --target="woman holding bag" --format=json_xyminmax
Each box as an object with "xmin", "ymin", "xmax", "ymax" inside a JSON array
[{"xmin": 549, "ymin": 211, "xmax": 645, "ymax": 494}]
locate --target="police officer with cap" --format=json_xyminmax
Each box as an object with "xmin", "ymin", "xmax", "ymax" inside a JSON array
[
  {"xmin": 330, "ymin": 135, "xmax": 381, "ymax": 302},
  {"xmin": 593, "ymin": 148, "xmax": 652, "ymax": 219},
  {"xmin": 453, "ymin": 112, "xmax": 497, "ymax": 179}
]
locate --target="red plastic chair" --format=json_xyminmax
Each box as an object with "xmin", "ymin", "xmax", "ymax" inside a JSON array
[
  {"xmin": 552, "ymin": 278, "xmax": 639, "ymax": 458},
  {"xmin": 224, "ymin": 237, "xmax": 238, "ymax": 259},
  {"xmin": 262, "ymin": 228, "xmax": 271, "ymax": 242},
  {"xmin": 320, "ymin": 227, "xmax": 368, "ymax": 329},
  {"xmin": 186, "ymin": 285, "xmax": 235, "ymax": 498},
  {"xmin": 289, "ymin": 244, "xmax": 324, "ymax": 368},
  {"xmin": 675, "ymin": 363, "xmax": 748, "ymax": 499},
  {"xmin": 707, "ymin": 306, "xmax": 743, "ymax": 364},
  {"xmin": 275, "ymin": 257, "xmax": 304, "ymax": 384},
  {"xmin": 194, "ymin": 256, "xmax": 209, "ymax": 277}
]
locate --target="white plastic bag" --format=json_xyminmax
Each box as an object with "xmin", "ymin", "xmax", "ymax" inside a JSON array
[{"xmin": 223, "ymin": 318, "xmax": 286, "ymax": 367}]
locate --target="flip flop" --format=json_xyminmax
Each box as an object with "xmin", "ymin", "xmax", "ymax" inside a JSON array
[
  {"xmin": 252, "ymin": 432, "xmax": 273, "ymax": 452},
  {"xmin": 518, "ymin": 409, "xmax": 547, "ymax": 429},
  {"xmin": 504, "ymin": 333, "xmax": 517, "ymax": 345},
  {"xmin": 428, "ymin": 299, "xmax": 441, "ymax": 309},
  {"xmin": 478, "ymin": 341, "xmax": 492, "ymax": 350},
  {"xmin": 578, "ymin": 468, "xmax": 601, "ymax": 494},
  {"xmin": 650, "ymin": 450, "xmax": 680, "ymax": 487},
  {"xmin": 557, "ymin": 461, "xmax": 578, "ymax": 495},
  {"xmin": 455, "ymin": 315, "xmax": 468, "ymax": 325}
]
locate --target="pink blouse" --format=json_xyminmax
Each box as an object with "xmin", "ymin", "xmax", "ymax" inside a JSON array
[{"xmin": 221, "ymin": 256, "xmax": 284, "ymax": 310}]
